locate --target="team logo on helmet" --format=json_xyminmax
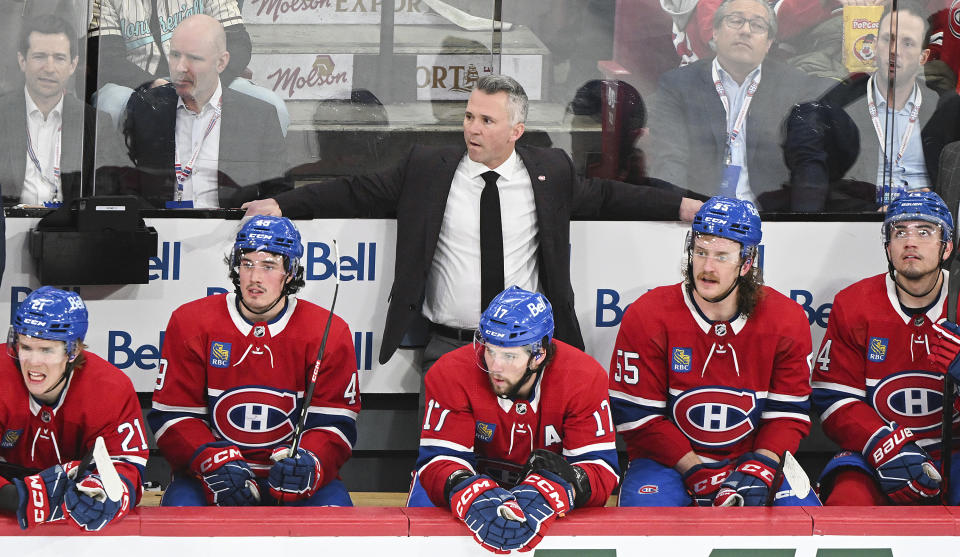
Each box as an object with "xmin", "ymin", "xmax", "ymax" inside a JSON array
[
  {"xmin": 872, "ymin": 371, "xmax": 944, "ymax": 434},
  {"xmin": 867, "ymin": 337, "xmax": 888, "ymax": 363},
  {"xmin": 671, "ymin": 347, "xmax": 692, "ymax": 373},
  {"xmin": 210, "ymin": 342, "xmax": 232, "ymax": 368},
  {"xmin": 212, "ymin": 387, "xmax": 298, "ymax": 447},
  {"xmin": 0, "ymin": 429, "xmax": 22, "ymax": 449},
  {"xmin": 672, "ymin": 387, "xmax": 757, "ymax": 447},
  {"xmin": 476, "ymin": 421, "xmax": 496, "ymax": 442}
]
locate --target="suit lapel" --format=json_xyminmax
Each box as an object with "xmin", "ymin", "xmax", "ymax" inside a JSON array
[
  {"xmin": 12, "ymin": 90, "xmax": 28, "ymax": 189},
  {"xmin": 698, "ymin": 62, "xmax": 729, "ymax": 156},
  {"xmin": 423, "ymin": 147, "xmax": 463, "ymax": 254}
]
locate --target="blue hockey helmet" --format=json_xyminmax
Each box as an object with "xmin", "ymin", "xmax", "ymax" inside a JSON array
[
  {"xmin": 691, "ymin": 196, "xmax": 762, "ymax": 259},
  {"xmin": 10, "ymin": 286, "xmax": 88, "ymax": 355},
  {"xmin": 233, "ymin": 216, "xmax": 304, "ymax": 273},
  {"xmin": 477, "ymin": 286, "xmax": 554, "ymax": 352},
  {"xmin": 883, "ymin": 191, "xmax": 954, "ymax": 245}
]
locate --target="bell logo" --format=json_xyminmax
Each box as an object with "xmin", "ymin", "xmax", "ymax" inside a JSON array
[{"xmin": 527, "ymin": 299, "xmax": 547, "ymax": 317}]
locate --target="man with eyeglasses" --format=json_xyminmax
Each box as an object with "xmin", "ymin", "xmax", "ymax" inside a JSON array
[
  {"xmin": 807, "ymin": 1, "xmax": 960, "ymax": 208},
  {"xmin": 812, "ymin": 191, "xmax": 960, "ymax": 505},
  {"xmin": 648, "ymin": 0, "xmax": 824, "ymax": 207},
  {"xmin": 148, "ymin": 216, "xmax": 360, "ymax": 507},
  {"xmin": 609, "ymin": 196, "xmax": 815, "ymax": 506}
]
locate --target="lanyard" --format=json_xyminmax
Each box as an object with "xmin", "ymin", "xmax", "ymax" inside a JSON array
[
  {"xmin": 712, "ymin": 62, "xmax": 761, "ymax": 162},
  {"xmin": 174, "ymin": 97, "xmax": 222, "ymax": 202},
  {"xmin": 867, "ymin": 75, "xmax": 921, "ymax": 169},
  {"xmin": 25, "ymin": 121, "xmax": 61, "ymax": 202}
]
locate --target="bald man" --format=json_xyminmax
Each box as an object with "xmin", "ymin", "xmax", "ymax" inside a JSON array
[{"xmin": 115, "ymin": 15, "xmax": 288, "ymax": 209}]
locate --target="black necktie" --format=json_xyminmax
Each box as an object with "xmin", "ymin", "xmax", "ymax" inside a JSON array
[{"xmin": 480, "ymin": 170, "xmax": 504, "ymax": 312}]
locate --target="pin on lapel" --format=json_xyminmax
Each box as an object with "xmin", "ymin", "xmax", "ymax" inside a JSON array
[{"xmin": 538, "ymin": 175, "xmax": 546, "ymax": 181}]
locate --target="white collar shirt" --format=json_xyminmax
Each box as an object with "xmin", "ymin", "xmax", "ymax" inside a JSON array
[
  {"xmin": 714, "ymin": 58, "xmax": 761, "ymax": 203},
  {"xmin": 422, "ymin": 150, "xmax": 540, "ymax": 329},
  {"xmin": 22, "ymin": 87, "xmax": 64, "ymax": 205},
  {"xmin": 175, "ymin": 79, "xmax": 222, "ymax": 208}
]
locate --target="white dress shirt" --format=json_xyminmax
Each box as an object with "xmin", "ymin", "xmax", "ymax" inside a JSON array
[
  {"xmin": 175, "ymin": 80, "xmax": 222, "ymax": 208},
  {"xmin": 422, "ymin": 150, "xmax": 540, "ymax": 329},
  {"xmin": 22, "ymin": 88, "xmax": 64, "ymax": 205}
]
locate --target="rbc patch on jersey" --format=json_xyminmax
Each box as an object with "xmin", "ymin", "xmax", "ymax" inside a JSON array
[
  {"xmin": 671, "ymin": 347, "xmax": 692, "ymax": 373},
  {"xmin": 867, "ymin": 337, "xmax": 888, "ymax": 362},
  {"xmin": 1, "ymin": 429, "xmax": 22, "ymax": 448},
  {"xmin": 476, "ymin": 422, "xmax": 496, "ymax": 442},
  {"xmin": 210, "ymin": 342, "xmax": 232, "ymax": 368}
]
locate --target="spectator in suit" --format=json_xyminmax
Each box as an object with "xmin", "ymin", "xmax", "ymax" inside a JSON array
[{"xmin": 119, "ymin": 14, "xmax": 288, "ymax": 209}]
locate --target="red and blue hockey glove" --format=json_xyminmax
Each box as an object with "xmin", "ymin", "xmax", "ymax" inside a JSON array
[
  {"xmin": 932, "ymin": 319, "xmax": 960, "ymax": 383},
  {"xmin": 681, "ymin": 459, "xmax": 732, "ymax": 506},
  {"xmin": 63, "ymin": 475, "xmax": 131, "ymax": 532},
  {"xmin": 506, "ymin": 470, "xmax": 576, "ymax": 552},
  {"xmin": 190, "ymin": 443, "xmax": 260, "ymax": 506},
  {"xmin": 713, "ymin": 452, "xmax": 778, "ymax": 507},
  {"xmin": 865, "ymin": 425, "xmax": 941, "ymax": 503},
  {"xmin": 11, "ymin": 462, "xmax": 79, "ymax": 529},
  {"xmin": 267, "ymin": 446, "xmax": 323, "ymax": 503},
  {"xmin": 449, "ymin": 474, "xmax": 527, "ymax": 554}
]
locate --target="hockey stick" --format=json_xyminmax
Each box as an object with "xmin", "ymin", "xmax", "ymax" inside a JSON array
[
  {"xmin": 420, "ymin": 0, "xmax": 513, "ymax": 31},
  {"xmin": 0, "ymin": 461, "xmax": 40, "ymax": 482},
  {"xmin": 75, "ymin": 436, "xmax": 124, "ymax": 503},
  {"xmin": 939, "ymin": 141, "xmax": 960, "ymax": 504},
  {"xmin": 290, "ymin": 239, "xmax": 341, "ymax": 455}
]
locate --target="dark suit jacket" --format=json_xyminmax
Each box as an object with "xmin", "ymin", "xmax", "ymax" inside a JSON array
[
  {"xmin": 0, "ymin": 90, "xmax": 117, "ymax": 204},
  {"xmin": 274, "ymin": 144, "xmax": 684, "ymax": 364},
  {"xmin": 648, "ymin": 60, "xmax": 826, "ymax": 207},
  {"xmin": 120, "ymin": 84, "xmax": 288, "ymax": 208},
  {"xmin": 784, "ymin": 74, "xmax": 960, "ymax": 211}
]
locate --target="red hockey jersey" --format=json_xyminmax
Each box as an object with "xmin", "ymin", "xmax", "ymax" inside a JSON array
[
  {"xmin": 609, "ymin": 283, "xmax": 812, "ymax": 467},
  {"xmin": 0, "ymin": 349, "xmax": 146, "ymax": 502},
  {"xmin": 148, "ymin": 293, "xmax": 359, "ymax": 485},
  {"xmin": 812, "ymin": 272, "xmax": 960, "ymax": 455},
  {"xmin": 416, "ymin": 340, "xmax": 619, "ymax": 509}
]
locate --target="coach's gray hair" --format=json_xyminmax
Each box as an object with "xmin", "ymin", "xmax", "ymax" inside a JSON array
[
  {"xmin": 475, "ymin": 75, "xmax": 528, "ymax": 126},
  {"xmin": 712, "ymin": 0, "xmax": 777, "ymax": 39}
]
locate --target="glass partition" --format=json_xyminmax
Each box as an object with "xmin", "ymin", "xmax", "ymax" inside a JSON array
[{"xmin": 0, "ymin": 0, "xmax": 949, "ymax": 214}]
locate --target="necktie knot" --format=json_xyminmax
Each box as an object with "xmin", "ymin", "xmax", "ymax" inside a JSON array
[{"xmin": 481, "ymin": 171, "xmax": 500, "ymax": 188}]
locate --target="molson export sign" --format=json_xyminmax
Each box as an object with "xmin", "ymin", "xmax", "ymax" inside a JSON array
[
  {"xmin": 247, "ymin": 53, "xmax": 354, "ymax": 100},
  {"xmin": 415, "ymin": 55, "xmax": 542, "ymax": 100},
  {"xmin": 243, "ymin": 0, "xmax": 445, "ymax": 24}
]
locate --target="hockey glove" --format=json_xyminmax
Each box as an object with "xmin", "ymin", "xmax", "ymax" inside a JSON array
[
  {"xmin": 189, "ymin": 443, "xmax": 260, "ymax": 506},
  {"xmin": 64, "ymin": 475, "xmax": 131, "ymax": 532},
  {"xmin": 681, "ymin": 459, "xmax": 732, "ymax": 506},
  {"xmin": 449, "ymin": 473, "xmax": 527, "ymax": 554},
  {"xmin": 506, "ymin": 470, "xmax": 576, "ymax": 553},
  {"xmin": 932, "ymin": 320, "xmax": 960, "ymax": 383},
  {"xmin": 865, "ymin": 426, "xmax": 941, "ymax": 503},
  {"xmin": 11, "ymin": 462, "xmax": 79, "ymax": 529},
  {"xmin": 521, "ymin": 449, "xmax": 592, "ymax": 508},
  {"xmin": 267, "ymin": 446, "xmax": 323, "ymax": 503},
  {"xmin": 713, "ymin": 452, "xmax": 778, "ymax": 507}
]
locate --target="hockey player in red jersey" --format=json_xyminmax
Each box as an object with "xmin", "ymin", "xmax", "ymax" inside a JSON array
[
  {"xmin": 0, "ymin": 287, "xmax": 146, "ymax": 531},
  {"xmin": 610, "ymin": 196, "xmax": 814, "ymax": 507},
  {"xmin": 409, "ymin": 286, "xmax": 619, "ymax": 553},
  {"xmin": 815, "ymin": 191, "xmax": 957, "ymax": 505},
  {"xmin": 148, "ymin": 216, "xmax": 359, "ymax": 506}
]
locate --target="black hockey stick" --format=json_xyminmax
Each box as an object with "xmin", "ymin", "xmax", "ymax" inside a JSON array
[
  {"xmin": 939, "ymin": 141, "xmax": 960, "ymax": 504},
  {"xmin": 290, "ymin": 239, "xmax": 341, "ymax": 455}
]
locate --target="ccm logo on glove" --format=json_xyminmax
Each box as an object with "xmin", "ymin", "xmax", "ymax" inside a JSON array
[
  {"xmin": 197, "ymin": 446, "xmax": 243, "ymax": 474},
  {"xmin": 739, "ymin": 462, "xmax": 776, "ymax": 483},
  {"xmin": 28, "ymin": 476, "xmax": 47, "ymax": 524},
  {"xmin": 525, "ymin": 474, "xmax": 568, "ymax": 513},
  {"xmin": 454, "ymin": 477, "xmax": 496, "ymax": 517}
]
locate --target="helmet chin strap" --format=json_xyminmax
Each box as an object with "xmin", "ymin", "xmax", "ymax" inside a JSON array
[
  {"xmin": 885, "ymin": 242, "xmax": 947, "ymax": 300},
  {"xmin": 499, "ymin": 358, "xmax": 544, "ymax": 400},
  {"xmin": 233, "ymin": 274, "xmax": 290, "ymax": 319}
]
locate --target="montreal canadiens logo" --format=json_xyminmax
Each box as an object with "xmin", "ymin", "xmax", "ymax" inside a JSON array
[
  {"xmin": 872, "ymin": 371, "xmax": 944, "ymax": 433},
  {"xmin": 672, "ymin": 387, "xmax": 756, "ymax": 447},
  {"xmin": 212, "ymin": 387, "xmax": 298, "ymax": 447},
  {"xmin": 952, "ymin": 2, "xmax": 960, "ymax": 39}
]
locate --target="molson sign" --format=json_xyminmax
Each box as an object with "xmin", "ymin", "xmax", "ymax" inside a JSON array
[
  {"xmin": 247, "ymin": 54, "xmax": 354, "ymax": 100},
  {"xmin": 243, "ymin": 0, "xmax": 445, "ymax": 24}
]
